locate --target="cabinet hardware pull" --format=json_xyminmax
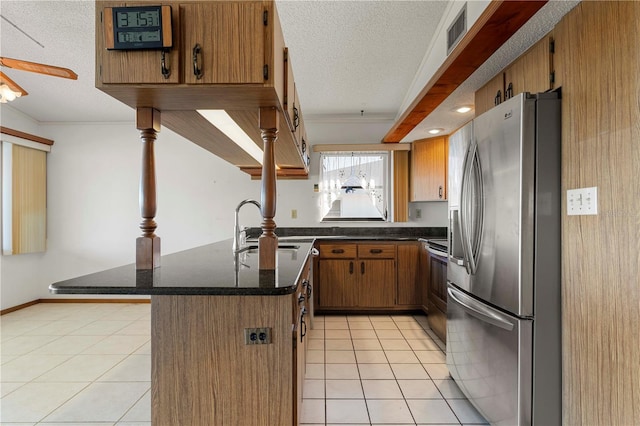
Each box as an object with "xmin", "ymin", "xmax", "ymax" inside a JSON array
[
  {"xmin": 192, "ymin": 44, "xmax": 203, "ymax": 79},
  {"xmin": 301, "ymin": 316, "xmax": 307, "ymax": 342},
  {"xmin": 506, "ymin": 82, "xmax": 513, "ymax": 99},
  {"xmin": 369, "ymin": 249, "xmax": 382, "ymax": 254},
  {"xmin": 331, "ymin": 248, "xmax": 344, "ymax": 254},
  {"xmin": 439, "ymin": 186, "xmax": 443, "ymax": 199},
  {"xmin": 494, "ymin": 90, "xmax": 502, "ymax": 106},
  {"xmin": 293, "ymin": 106, "xmax": 300, "ymax": 130},
  {"xmin": 361, "ymin": 262, "xmax": 365, "ymax": 274},
  {"xmin": 298, "ymin": 294, "xmax": 305, "ymax": 304},
  {"xmin": 160, "ymin": 50, "xmax": 171, "ymax": 79},
  {"xmin": 301, "ymin": 140, "xmax": 306, "ymax": 153},
  {"xmin": 349, "ymin": 261, "xmax": 354, "ymax": 274}
]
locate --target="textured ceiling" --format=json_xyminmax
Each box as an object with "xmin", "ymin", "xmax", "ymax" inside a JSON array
[{"xmin": 0, "ymin": 0, "xmax": 579, "ymax": 143}]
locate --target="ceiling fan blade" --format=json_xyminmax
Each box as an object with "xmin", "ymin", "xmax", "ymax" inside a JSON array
[{"xmin": 0, "ymin": 57, "xmax": 77, "ymax": 80}]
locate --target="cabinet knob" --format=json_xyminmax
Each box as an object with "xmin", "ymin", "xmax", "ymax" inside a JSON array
[{"xmin": 192, "ymin": 44, "xmax": 203, "ymax": 79}]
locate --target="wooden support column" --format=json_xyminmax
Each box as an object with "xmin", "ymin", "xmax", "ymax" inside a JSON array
[
  {"xmin": 258, "ymin": 107, "xmax": 279, "ymax": 270},
  {"xmin": 136, "ymin": 108, "xmax": 161, "ymax": 270}
]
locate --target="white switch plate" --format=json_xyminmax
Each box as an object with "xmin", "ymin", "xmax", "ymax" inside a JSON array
[{"xmin": 567, "ymin": 187, "xmax": 598, "ymax": 215}]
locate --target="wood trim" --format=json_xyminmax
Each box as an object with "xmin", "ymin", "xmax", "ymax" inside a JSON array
[
  {"xmin": 313, "ymin": 143, "xmax": 411, "ymax": 153},
  {"xmin": 0, "ymin": 300, "xmax": 39, "ymax": 315},
  {"xmin": 383, "ymin": 0, "xmax": 547, "ymax": 142},
  {"xmin": 0, "ymin": 126, "xmax": 54, "ymax": 146},
  {"xmin": 1, "ymin": 298, "xmax": 151, "ymax": 315},
  {"xmin": 393, "ymin": 151, "xmax": 409, "ymax": 222}
]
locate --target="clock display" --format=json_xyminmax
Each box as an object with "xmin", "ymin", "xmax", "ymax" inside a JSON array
[
  {"xmin": 118, "ymin": 30, "xmax": 161, "ymax": 43},
  {"xmin": 106, "ymin": 5, "xmax": 172, "ymax": 50},
  {"xmin": 116, "ymin": 10, "xmax": 160, "ymax": 28}
]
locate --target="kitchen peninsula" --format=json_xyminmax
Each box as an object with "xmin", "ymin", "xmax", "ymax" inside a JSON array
[{"xmin": 50, "ymin": 240, "xmax": 313, "ymax": 425}]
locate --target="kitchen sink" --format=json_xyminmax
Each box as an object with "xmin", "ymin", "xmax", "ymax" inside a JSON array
[{"xmin": 236, "ymin": 244, "xmax": 300, "ymax": 254}]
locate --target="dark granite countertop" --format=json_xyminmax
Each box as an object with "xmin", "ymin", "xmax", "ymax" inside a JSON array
[
  {"xmin": 246, "ymin": 226, "xmax": 446, "ymax": 241},
  {"xmin": 49, "ymin": 239, "xmax": 313, "ymax": 296}
]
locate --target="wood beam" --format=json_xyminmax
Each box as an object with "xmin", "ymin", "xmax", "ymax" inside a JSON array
[{"xmin": 383, "ymin": 0, "xmax": 547, "ymax": 143}]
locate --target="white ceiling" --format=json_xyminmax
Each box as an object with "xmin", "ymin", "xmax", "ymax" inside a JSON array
[{"xmin": 0, "ymin": 1, "xmax": 579, "ymax": 144}]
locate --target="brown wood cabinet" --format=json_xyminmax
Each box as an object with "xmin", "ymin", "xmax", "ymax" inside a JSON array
[
  {"xmin": 475, "ymin": 34, "xmax": 554, "ymax": 116},
  {"xmin": 410, "ymin": 136, "xmax": 448, "ymax": 202},
  {"xmin": 182, "ymin": 2, "xmax": 265, "ymax": 84},
  {"xmin": 317, "ymin": 242, "xmax": 397, "ymax": 310},
  {"xmin": 474, "ymin": 72, "xmax": 504, "ymax": 116},
  {"xmin": 396, "ymin": 242, "xmax": 421, "ymax": 305},
  {"xmin": 95, "ymin": 0, "xmax": 310, "ymax": 178}
]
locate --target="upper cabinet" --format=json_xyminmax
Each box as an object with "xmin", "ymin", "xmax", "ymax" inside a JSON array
[
  {"xmin": 475, "ymin": 33, "xmax": 554, "ymax": 116},
  {"xmin": 410, "ymin": 136, "xmax": 448, "ymax": 202},
  {"xmin": 182, "ymin": 2, "xmax": 265, "ymax": 84},
  {"xmin": 95, "ymin": 0, "xmax": 309, "ymax": 178}
]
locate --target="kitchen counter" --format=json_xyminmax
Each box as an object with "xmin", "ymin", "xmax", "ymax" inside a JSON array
[
  {"xmin": 246, "ymin": 226, "xmax": 446, "ymax": 241},
  {"xmin": 49, "ymin": 239, "xmax": 314, "ymax": 296}
]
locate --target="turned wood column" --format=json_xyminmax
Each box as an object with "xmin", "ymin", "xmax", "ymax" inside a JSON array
[
  {"xmin": 136, "ymin": 108, "xmax": 161, "ymax": 270},
  {"xmin": 258, "ymin": 107, "xmax": 279, "ymax": 270}
]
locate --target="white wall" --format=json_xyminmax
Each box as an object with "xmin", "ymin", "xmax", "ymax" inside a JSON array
[{"xmin": 0, "ymin": 108, "xmax": 446, "ymax": 310}]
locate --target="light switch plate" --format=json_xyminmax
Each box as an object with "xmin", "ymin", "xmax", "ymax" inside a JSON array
[{"xmin": 567, "ymin": 187, "xmax": 598, "ymax": 215}]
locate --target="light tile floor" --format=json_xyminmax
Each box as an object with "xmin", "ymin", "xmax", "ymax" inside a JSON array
[
  {"xmin": 301, "ymin": 314, "xmax": 487, "ymax": 425},
  {"xmin": 0, "ymin": 303, "xmax": 487, "ymax": 425}
]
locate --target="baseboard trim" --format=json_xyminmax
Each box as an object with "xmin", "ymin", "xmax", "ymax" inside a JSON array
[{"xmin": 1, "ymin": 298, "xmax": 151, "ymax": 315}]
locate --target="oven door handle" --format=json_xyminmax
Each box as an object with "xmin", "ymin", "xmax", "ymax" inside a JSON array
[{"xmin": 426, "ymin": 247, "xmax": 448, "ymax": 261}]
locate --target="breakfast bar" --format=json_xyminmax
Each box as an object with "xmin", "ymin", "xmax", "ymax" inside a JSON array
[{"xmin": 50, "ymin": 240, "xmax": 314, "ymax": 426}]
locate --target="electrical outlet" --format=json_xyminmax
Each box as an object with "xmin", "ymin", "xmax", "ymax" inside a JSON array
[
  {"xmin": 416, "ymin": 209, "xmax": 422, "ymax": 219},
  {"xmin": 244, "ymin": 327, "xmax": 272, "ymax": 345},
  {"xmin": 567, "ymin": 187, "xmax": 598, "ymax": 215},
  {"xmin": 291, "ymin": 209, "xmax": 297, "ymax": 219}
]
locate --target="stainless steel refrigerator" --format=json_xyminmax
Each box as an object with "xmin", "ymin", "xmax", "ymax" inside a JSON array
[{"xmin": 446, "ymin": 92, "xmax": 561, "ymax": 425}]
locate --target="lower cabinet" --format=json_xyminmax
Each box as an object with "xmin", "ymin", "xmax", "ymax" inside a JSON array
[
  {"xmin": 317, "ymin": 242, "xmax": 396, "ymax": 309},
  {"xmin": 316, "ymin": 241, "xmax": 423, "ymax": 311}
]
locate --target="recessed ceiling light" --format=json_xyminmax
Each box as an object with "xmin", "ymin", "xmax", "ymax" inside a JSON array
[
  {"xmin": 455, "ymin": 106, "xmax": 473, "ymax": 114},
  {"xmin": 428, "ymin": 128, "xmax": 444, "ymax": 135}
]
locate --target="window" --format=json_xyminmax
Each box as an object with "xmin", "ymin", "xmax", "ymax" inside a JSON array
[{"xmin": 319, "ymin": 152, "xmax": 389, "ymax": 221}]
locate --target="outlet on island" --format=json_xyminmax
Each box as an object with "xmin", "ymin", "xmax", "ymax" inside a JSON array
[
  {"xmin": 291, "ymin": 209, "xmax": 298, "ymax": 219},
  {"xmin": 416, "ymin": 208, "xmax": 422, "ymax": 219}
]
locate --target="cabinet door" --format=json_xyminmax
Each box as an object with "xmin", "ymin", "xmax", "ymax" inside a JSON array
[
  {"xmin": 97, "ymin": 1, "xmax": 181, "ymax": 84},
  {"xmin": 474, "ymin": 71, "xmax": 505, "ymax": 116},
  {"xmin": 410, "ymin": 136, "xmax": 448, "ymax": 201},
  {"xmin": 504, "ymin": 35, "xmax": 553, "ymax": 100},
  {"xmin": 182, "ymin": 2, "xmax": 265, "ymax": 84},
  {"xmin": 397, "ymin": 244, "xmax": 420, "ymax": 305},
  {"xmin": 359, "ymin": 260, "xmax": 395, "ymax": 307},
  {"xmin": 318, "ymin": 259, "xmax": 357, "ymax": 307}
]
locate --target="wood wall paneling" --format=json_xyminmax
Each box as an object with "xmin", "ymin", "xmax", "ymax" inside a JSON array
[
  {"xmin": 151, "ymin": 294, "xmax": 293, "ymax": 425},
  {"xmin": 554, "ymin": 1, "xmax": 640, "ymax": 424}
]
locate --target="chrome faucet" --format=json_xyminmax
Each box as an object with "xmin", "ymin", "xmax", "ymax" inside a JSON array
[{"xmin": 233, "ymin": 199, "xmax": 261, "ymax": 253}]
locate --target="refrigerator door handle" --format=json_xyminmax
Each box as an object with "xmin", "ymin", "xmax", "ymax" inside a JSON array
[
  {"xmin": 460, "ymin": 141, "xmax": 477, "ymax": 274},
  {"xmin": 447, "ymin": 286, "xmax": 515, "ymax": 331}
]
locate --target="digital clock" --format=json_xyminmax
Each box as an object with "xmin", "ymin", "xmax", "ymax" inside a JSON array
[{"xmin": 104, "ymin": 5, "xmax": 172, "ymax": 50}]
